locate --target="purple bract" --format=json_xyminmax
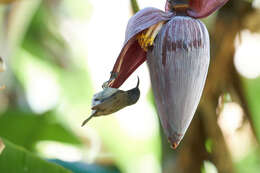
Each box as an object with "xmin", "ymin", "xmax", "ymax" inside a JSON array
[{"xmin": 103, "ymin": 0, "xmax": 229, "ymax": 149}]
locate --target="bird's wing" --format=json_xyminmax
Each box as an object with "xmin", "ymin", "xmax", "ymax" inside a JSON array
[{"xmin": 91, "ymin": 90, "xmax": 125, "ymax": 111}]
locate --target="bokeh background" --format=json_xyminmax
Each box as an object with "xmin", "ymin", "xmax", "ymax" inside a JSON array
[{"xmin": 0, "ymin": 0, "xmax": 260, "ymax": 173}]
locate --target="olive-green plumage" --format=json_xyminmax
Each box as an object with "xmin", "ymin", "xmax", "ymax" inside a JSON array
[{"xmin": 81, "ymin": 78, "xmax": 140, "ymax": 126}]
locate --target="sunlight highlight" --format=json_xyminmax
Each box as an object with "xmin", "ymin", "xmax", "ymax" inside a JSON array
[
  {"xmin": 128, "ymin": 154, "xmax": 161, "ymax": 173},
  {"xmin": 218, "ymin": 102, "xmax": 243, "ymax": 135},
  {"xmin": 17, "ymin": 50, "xmax": 60, "ymax": 114},
  {"xmin": 253, "ymin": 0, "xmax": 260, "ymax": 8},
  {"xmin": 37, "ymin": 141, "xmax": 83, "ymax": 162},
  {"xmin": 218, "ymin": 102, "xmax": 257, "ymax": 160},
  {"xmin": 234, "ymin": 30, "xmax": 260, "ymax": 79},
  {"xmin": 203, "ymin": 161, "xmax": 218, "ymax": 173},
  {"xmin": 138, "ymin": 0, "xmax": 164, "ymax": 10}
]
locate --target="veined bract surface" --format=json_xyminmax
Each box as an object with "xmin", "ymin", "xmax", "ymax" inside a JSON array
[{"xmin": 147, "ymin": 16, "xmax": 210, "ymax": 148}]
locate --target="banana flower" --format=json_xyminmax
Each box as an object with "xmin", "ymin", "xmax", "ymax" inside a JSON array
[{"xmin": 102, "ymin": 0, "xmax": 229, "ymax": 149}]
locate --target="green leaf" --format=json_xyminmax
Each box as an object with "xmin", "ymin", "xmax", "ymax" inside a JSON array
[
  {"xmin": 0, "ymin": 138, "xmax": 71, "ymax": 173},
  {"xmin": 243, "ymin": 77, "xmax": 260, "ymax": 140},
  {"xmin": 0, "ymin": 110, "xmax": 81, "ymax": 151},
  {"xmin": 50, "ymin": 159, "xmax": 120, "ymax": 173},
  {"xmin": 235, "ymin": 148, "xmax": 260, "ymax": 173},
  {"xmin": 130, "ymin": 0, "xmax": 140, "ymax": 13}
]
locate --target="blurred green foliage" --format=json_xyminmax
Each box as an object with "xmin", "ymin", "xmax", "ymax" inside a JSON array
[
  {"xmin": 50, "ymin": 159, "xmax": 120, "ymax": 173},
  {"xmin": 0, "ymin": 110, "xmax": 81, "ymax": 151},
  {"xmin": 236, "ymin": 149, "xmax": 260, "ymax": 173},
  {"xmin": 0, "ymin": 138, "xmax": 72, "ymax": 173},
  {"xmin": 243, "ymin": 77, "xmax": 260, "ymax": 140}
]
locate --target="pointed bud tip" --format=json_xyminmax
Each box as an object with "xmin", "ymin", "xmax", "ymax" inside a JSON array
[
  {"xmin": 168, "ymin": 138, "xmax": 180, "ymax": 149},
  {"xmin": 167, "ymin": 132, "xmax": 182, "ymax": 149},
  {"xmin": 169, "ymin": 140, "xmax": 180, "ymax": 150},
  {"xmin": 170, "ymin": 142, "xmax": 179, "ymax": 150}
]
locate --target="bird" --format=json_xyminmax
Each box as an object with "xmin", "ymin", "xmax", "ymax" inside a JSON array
[{"xmin": 81, "ymin": 77, "xmax": 140, "ymax": 126}]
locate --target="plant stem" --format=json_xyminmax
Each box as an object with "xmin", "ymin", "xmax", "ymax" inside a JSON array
[{"xmin": 130, "ymin": 0, "xmax": 140, "ymax": 14}]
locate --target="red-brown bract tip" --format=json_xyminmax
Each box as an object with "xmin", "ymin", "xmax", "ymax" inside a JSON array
[
  {"xmin": 167, "ymin": 133, "xmax": 182, "ymax": 149},
  {"xmin": 170, "ymin": 142, "xmax": 178, "ymax": 150},
  {"xmin": 168, "ymin": 139, "xmax": 180, "ymax": 149}
]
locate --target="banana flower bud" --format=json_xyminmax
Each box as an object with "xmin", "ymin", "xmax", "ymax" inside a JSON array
[{"xmin": 95, "ymin": 0, "xmax": 229, "ymax": 149}]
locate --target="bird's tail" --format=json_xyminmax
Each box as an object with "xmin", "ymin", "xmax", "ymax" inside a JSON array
[{"xmin": 136, "ymin": 76, "xmax": 140, "ymax": 89}]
